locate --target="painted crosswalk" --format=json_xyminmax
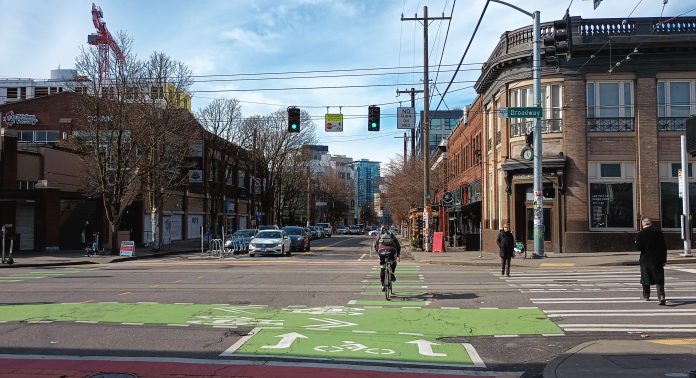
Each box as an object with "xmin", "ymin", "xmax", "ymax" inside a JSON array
[{"xmin": 496, "ymin": 266, "xmax": 696, "ymax": 334}]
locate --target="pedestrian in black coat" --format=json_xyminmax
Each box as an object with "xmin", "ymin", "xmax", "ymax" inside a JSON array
[
  {"xmin": 496, "ymin": 223, "xmax": 515, "ymax": 277},
  {"xmin": 635, "ymin": 217, "xmax": 667, "ymax": 305}
]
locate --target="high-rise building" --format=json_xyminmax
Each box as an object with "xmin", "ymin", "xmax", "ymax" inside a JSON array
[{"xmin": 349, "ymin": 159, "xmax": 380, "ymax": 223}]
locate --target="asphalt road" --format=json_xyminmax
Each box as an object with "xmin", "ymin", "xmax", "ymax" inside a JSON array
[{"xmin": 1, "ymin": 234, "xmax": 695, "ymax": 377}]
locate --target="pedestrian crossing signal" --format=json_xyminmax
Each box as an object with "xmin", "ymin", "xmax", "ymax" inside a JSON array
[{"xmin": 288, "ymin": 107, "xmax": 301, "ymax": 133}]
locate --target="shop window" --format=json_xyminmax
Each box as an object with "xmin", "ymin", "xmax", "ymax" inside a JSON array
[
  {"xmin": 660, "ymin": 182, "xmax": 696, "ymax": 229},
  {"xmin": 589, "ymin": 182, "xmax": 634, "ymax": 229},
  {"xmin": 671, "ymin": 163, "xmax": 693, "ymax": 177},
  {"xmin": 600, "ymin": 163, "xmax": 621, "ymax": 177}
]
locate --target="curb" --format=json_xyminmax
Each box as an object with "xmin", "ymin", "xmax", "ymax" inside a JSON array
[
  {"xmin": 543, "ymin": 340, "xmax": 597, "ymax": 378},
  {"xmin": 0, "ymin": 249, "xmax": 198, "ymax": 268}
]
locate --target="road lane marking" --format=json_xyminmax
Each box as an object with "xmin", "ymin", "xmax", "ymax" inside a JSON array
[
  {"xmin": 650, "ymin": 338, "xmax": 696, "ymax": 345},
  {"xmin": 539, "ymin": 263, "xmax": 575, "ymax": 267},
  {"xmin": 118, "ymin": 292, "xmax": 131, "ymax": 296},
  {"xmin": 463, "ymin": 343, "xmax": 486, "ymax": 368},
  {"xmin": 220, "ymin": 327, "xmax": 261, "ymax": 356}
]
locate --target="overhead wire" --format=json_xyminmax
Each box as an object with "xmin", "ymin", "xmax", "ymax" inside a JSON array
[
  {"xmin": 430, "ymin": 0, "xmax": 456, "ymax": 108},
  {"xmin": 435, "ymin": 0, "xmax": 490, "ymax": 111}
]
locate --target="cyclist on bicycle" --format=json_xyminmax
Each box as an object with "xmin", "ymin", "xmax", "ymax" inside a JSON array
[{"xmin": 373, "ymin": 226, "xmax": 401, "ymax": 291}]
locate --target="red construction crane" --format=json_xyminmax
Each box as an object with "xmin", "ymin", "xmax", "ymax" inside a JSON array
[{"xmin": 87, "ymin": 3, "xmax": 125, "ymax": 82}]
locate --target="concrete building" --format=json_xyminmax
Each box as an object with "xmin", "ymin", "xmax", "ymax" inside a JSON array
[{"xmin": 475, "ymin": 15, "xmax": 696, "ymax": 253}]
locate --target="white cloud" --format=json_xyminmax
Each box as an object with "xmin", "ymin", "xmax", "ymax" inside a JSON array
[{"xmin": 221, "ymin": 28, "xmax": 279, "ymax": 52}]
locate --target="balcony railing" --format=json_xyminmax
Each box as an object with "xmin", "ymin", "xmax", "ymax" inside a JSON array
[
  {"xmin": 495, "ymin": 130, "xmax": 501, "ymax": 146},
  {"xmin": 658, "ymin": 117, "xmax": 689, "ymax": 131},
  {"xmin": 587, "ymin": 117, "xmax": 635, "ymax": 132},
  {"xmin": 510, "ymin": 119, "xmax": 563, "ymax": 137}
]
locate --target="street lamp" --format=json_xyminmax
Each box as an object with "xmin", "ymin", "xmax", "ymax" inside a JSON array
[{"xmin": 489, "ymin": 0, "xmax": 544, "ymax": 258}]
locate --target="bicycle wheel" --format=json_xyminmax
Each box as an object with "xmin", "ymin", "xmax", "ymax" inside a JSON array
[{"xmin": 384, "ymin": 265, "xmax": 391, "ymax": 301}]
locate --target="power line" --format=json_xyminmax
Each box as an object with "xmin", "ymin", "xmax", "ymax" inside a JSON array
[
  {"xmin": 431, "ymin": 0, "xmax": 457, "ymax": 107},
  {"xmin": 435, "ymin": 0, "xmax": 490, "ymax": 111}
]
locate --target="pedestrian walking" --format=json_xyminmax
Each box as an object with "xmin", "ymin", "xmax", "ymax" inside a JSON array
[
  {"xmin": 82, "ymin": 221, "xmax": 93, "ymax": 255},
  {"xmin": 496, "ymin": 222, "xmax": 515, "ymax": 277},
  {"xmin": 635, "ymin": 217, "xmax": 667, "ymax": 306}
]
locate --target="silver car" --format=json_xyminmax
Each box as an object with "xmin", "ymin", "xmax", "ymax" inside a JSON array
[
  {"xmin": 249, "ymin": 230, "xmax": 292, "ymax": 256},
  {"xmin": 225, "ymin": 229, "xmax": 257, "ymax": 254}
]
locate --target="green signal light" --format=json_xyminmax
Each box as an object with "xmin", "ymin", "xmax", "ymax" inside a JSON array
[
  {"xmin": 371, "ymin": 123, "xmax": 377, "ymax": 128},
  {"xmin": 291, "ymin": 124, "xmax": 297, "ymax": 129}
]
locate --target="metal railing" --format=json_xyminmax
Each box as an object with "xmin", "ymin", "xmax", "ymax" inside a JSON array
[
  {"xmin": 495, "ymin": 130, "xmax": 501, "ymax": 146},
  {"xmin": 587, "ymin": 117, "xmax": 635, "ymax": 132},
  {"xmin": 510, "ymin": 119, "xmax": 563, "ymax": 137},
  {"xmin": 658, "ymin": 117, "xmax": 689, "ymax": 131}
]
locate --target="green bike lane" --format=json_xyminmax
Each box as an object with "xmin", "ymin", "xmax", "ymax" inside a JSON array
[{"xmin": 0, "ymin": 264, "xmax": 563, "ymax": 367}]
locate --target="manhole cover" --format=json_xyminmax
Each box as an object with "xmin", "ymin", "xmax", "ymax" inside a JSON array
[{"xmin": 86, "ymin": 374, "xmax": 138, "ymax": 378}]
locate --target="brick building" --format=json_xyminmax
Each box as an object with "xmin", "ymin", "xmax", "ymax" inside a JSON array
[
  {"xmin": 475, "ymin": 15, "xmax": 696, "ymax": 253},
  {"xmin": 446, "ymin": 96, "xmax": 484, "ymax": 250},
  {"xmin": 0, "ymin": 92, "xmax": 259, "ymax": 251}
]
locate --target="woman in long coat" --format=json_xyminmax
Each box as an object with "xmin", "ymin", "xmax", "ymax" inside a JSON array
[
  {"xmin": 635, "ymin": 217, "xmax": 667, "ymax": 305},
  {"xmin": 496, "ymin": 223, "xmax": 515, "ymax": 277}
]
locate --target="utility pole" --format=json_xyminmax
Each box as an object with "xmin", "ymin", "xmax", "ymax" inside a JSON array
[
  {"xmin": 394, "ymin": 133, "xmax": 409, "ymax": 165},
  {"xmin": 402, "ymin": 6, "xmax": 450, "ymax": 252},
  {"xmin": 488, "ymin": 0, "xmax": 543, "ymax": 257},
  {"xmin": 396, "ymin": 87, "xmax": 423, "ymax": 158},
  {"xmin": 251, "ymin": 128, "xmax": 257, "ymax": 228},
  {"xmin": 306, "ymin": 163, "xmax": 312, "ymax": 227}
]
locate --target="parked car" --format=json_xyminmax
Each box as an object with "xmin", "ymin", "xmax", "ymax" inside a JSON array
[
  {"xmin": 282, "ymin": 226, "xmax": 310, "ymax": 252},
  {"xmin": 349, "ymin": 225, "xmax": 361, "ymax": 235},
  {"xmin": 368, "ymin": 229, "xmax": 379, "ymax": 237},
  {"xmin": 258, "ymin": 225, "xmax": 280, "ymax": 230},
  {"xmin": 248, "ymin": 230, "xmax": 292, "ymax": 257},
  {"xmin": 225, "ymin": 229, "xmax": 257, "ymax": 253},
  {"xmin": 316, "ymin": 222, "xmax": 333, "ymax": 237},
  {"xmin": 311, "ymin": 226, "xmax": 325, "ymax": 238},
  {"xmin": 304, "ymin": 227, "xmax": 316, "ymax": 240},
  {"xmin": 336, "ymin": 227, "xmax": 347, "ymax": 235}
]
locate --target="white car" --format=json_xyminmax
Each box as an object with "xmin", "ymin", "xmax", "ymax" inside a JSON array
[
  {"xmin": 316, "ymin": 222, "xmax": 333, "ymax": 236},
  {"xmin": 336, "ymin": 227, "xmax": 347, "ymax": 235},
  {"xmin": 249, "ymin": 230, "xmax": 292, "ymax": 257},
  {"xmin": 368, "ymin": 229, "xmax": 379, "ymax": 237}
]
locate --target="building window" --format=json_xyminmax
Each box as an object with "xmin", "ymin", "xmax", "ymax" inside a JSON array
[
  {"xmin": 589, "ymin": 162, "xmax": 634, "ymax": 230},
  {"xmin": 16, "ymin": 131, "xmax": 59, "ymax": 144},
  {"xmin": 509, "ymin": 84, "xmax": 563, "ymax": 137},
  {"xmin": 18, "ymin": 181, "xmax": 36, "ymax": 190},
  {"xmin": 660, "ymin": 162, "xmax": 696, "ymax": 229},
  {"xmin": 35, "ymin": 87, "xmax": 49, "ymax": 97},
  {"xmin": 430, "ymin": 119, "xmax": 442, "ymax": 130},
  {"xmin": 151, "ymin": 85, "xmax": 164, "ymax": 99},
  {"xmin": 587, "ymin": 81, "xmax": 634, "ymax": 132},
  {"xmin": 657, "ymin": 80, "xmax": 695, "ymax": 131},
  {"xmin": 238, "ymin": 170, "xmax": 246, "ymax": 188},
  {"xmin": 6, "ymin": 88, "xmax": 18, "ymax": 99}
]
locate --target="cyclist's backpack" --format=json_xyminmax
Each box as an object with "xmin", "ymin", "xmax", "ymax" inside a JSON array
[{"xmin": 379, "ymin": 232, "xmax": 395, "ymax": 246}]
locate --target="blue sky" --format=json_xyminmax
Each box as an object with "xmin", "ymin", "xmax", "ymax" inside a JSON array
[{"xmin": 1, "ymin": 0, "xmax": 693, "ymax": 164}]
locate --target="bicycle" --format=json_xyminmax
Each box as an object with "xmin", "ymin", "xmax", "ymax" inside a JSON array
[
  {"xmin": 513, "ymin": 242, "xmax": 527, "ymax": 259},
  {"xmin": 378, "ymin": 249, "xmax": 396, "ymax": 301}
]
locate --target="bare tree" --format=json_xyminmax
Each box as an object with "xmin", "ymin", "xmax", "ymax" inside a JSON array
[
  {"xmin": 195, "ymin": 98, "xmax": 247, "ymax": 235},
  {"xmin": 383, "ymin": 155, "xmax": 424, "ymax": 226},
  {"xmin": 315, "ymin": 167, "xmax": 354, "ymax": 225},
  {"xmin": 138, "ymin": 52, "xmax": 195, "ymax": 250},
  {"xmin": 70, "ymin": 31, "xmax": 147, "ymax": 252},
  {"xmin": 241, "ymin": 109, "xmax": 317, "ymax": 225}
]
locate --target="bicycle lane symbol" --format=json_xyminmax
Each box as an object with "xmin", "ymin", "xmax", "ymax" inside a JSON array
[{"xmin": 228, "ymin": 329, "xmax": 483, "ymax": 366}]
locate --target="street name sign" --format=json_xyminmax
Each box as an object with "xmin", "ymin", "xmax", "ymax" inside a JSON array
[
  {"xmin": 325, "ymin": 113, "xmax": 343, "ymax": 132},
  {"xmin": 499, "ymin": 107, "xmax": 543, "ymax": 119},
  {"xmin": 397, "ymin": 107, "xmax": 416, "ymax": 129}
]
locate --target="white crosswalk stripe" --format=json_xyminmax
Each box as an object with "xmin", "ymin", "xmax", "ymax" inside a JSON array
[{"xmin": 495, "ymin": 267, "xmax": 696, "ymax": 334}]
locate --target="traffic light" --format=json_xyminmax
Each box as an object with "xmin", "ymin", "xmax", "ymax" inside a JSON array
[
  {"xmin": 368, "ymin": 105, "xmax": 380, "ymax": 131},
  {"xmin": 543, "ymin": 10, "xmax": 572, "ymax": 66},
  {"xmin": 287, "ymin": 106, "xmax": 301, "ymax": 133}
]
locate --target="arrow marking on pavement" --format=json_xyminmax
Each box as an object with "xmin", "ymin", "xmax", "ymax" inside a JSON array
[
  {"xmin": 260, "ymin": 332, "xmax": 307, "ymax": 349},
  {"xmin": 406, "ymin": 339, "xmax": 447, "ymax": 357},
  {"xmin": 303, "ymin": 317, "xmax": 357, "ymax": 330}
]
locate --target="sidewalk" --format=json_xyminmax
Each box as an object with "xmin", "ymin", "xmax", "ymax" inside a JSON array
[
  {"xmin": 406, "ymin": 246, "xmax": 696, "ymax": 267},
  {"xmin": 404, "ymin": 244, "xmax": 696, "ymax": 378},
  {"xmin": 0, "ymin": 239, "xmax": 205, "ymax": 268}
]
